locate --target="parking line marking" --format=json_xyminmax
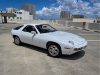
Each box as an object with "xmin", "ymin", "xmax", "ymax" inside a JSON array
[{"xmin": 87, "ymin": 40, "xmax": 100, "ymax": 42}]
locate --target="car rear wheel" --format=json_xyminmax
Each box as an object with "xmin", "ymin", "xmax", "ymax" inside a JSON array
[
  {"xmin": 47, "ymin": 44, "xmax": 61, "ymax": 57},
  {"xmin": 14, "ymin": 36, "xmax": 21, "ymax": 45}
]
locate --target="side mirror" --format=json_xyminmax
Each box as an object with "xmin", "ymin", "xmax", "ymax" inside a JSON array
[{"xmin": 31, "ymin": 31, "xmax": 36, "ymax": 36}]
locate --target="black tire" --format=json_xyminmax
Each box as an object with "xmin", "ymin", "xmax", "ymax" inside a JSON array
[
  {"xmin": 47, "ymin": 44, "xmax": 62, "ymax": 57},
  {"xmin": 14, "ymin": 36, "xmax": 21, "ymax": 45}
]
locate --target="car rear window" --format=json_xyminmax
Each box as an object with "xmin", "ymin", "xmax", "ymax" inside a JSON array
[{"xmin": 14, "ymin": 25, "xmax": 24, "ymax": 30}]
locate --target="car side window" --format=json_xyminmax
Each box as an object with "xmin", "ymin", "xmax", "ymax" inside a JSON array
[{"xmin": 23, "ymin": 25, "xmax": 37, "ymax": 33}]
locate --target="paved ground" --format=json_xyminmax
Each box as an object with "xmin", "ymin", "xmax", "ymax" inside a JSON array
[{"xmin": 0, "ymin": 24, "xmax": 100, "ymax": 75}]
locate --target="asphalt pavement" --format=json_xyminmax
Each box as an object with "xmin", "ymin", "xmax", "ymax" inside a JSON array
[{"xmin": 0, "ymin": 23, "xmax": 100, "ymax": 75}]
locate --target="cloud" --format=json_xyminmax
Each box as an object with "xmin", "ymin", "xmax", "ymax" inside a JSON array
[
  {"xmin": 36, "ymin": 0, "xmax": 100, "ymax": 19},
  {"xmin": 36, "ymin": 5, "xmax": 63, "ymax": 19},
  {"xmin": 36, "ymin": 5, "xmax": 63, "ymax": 16}
]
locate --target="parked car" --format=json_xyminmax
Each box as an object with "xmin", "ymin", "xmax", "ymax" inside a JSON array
[{"xmin": 11, "ymin": 24, "xmax": 87, "ymax": 57}]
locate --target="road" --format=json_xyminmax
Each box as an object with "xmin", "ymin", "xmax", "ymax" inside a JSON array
[{"xmin": 0, "ymin": 24, "xmax": 100, "ymax": 75}]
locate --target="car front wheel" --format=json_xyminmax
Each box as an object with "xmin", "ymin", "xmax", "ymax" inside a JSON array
[
  {"xmin": 14, "ymin": 36, "xmax": 21, "ymax": 45},
  {"xmin": 47, "ymin": 44, "xmax": 61, "ymax": 57}
]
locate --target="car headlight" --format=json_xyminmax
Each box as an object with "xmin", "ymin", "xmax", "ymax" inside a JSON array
[{"xmin": 69, "ymin": 41, "xmax": 74, "ymax": 45}]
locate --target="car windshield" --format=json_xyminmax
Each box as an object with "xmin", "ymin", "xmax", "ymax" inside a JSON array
[{"xmin": 36, "ymin": 24, "xmax": 57, "ymax": 33}]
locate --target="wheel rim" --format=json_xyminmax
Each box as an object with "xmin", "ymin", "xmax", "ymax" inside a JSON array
[
  {"xmin": 48, "ymin": 45, "xmax": 59, "ymax": 56},
  {"xmin": 14, "ymin": 37, "xmax": 20, "ymax": 45}
]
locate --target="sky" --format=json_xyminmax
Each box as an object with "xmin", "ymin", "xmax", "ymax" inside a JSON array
[{"xmin": 0, "ymin": 0, "xmax": 100, "ymax": 19}]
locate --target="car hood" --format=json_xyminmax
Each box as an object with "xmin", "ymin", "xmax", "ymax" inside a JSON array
[{"xmin": 46, "ymin": 31, "xmax": 86, "ymax": 46}]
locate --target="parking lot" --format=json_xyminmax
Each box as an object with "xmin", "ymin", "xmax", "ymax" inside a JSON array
[{"xmin": 0, "ymin": 23, "xmax": 100, "ymax": 75}]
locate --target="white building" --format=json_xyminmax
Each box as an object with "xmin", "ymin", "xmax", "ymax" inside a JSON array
[
  {"xmin": 0, "ymin": 15, "xmax": 2, "ymax": 23},
  {"xmin": 6, "ymin": 8, "xmax": 34, "ymax": 21},
  {"xmin": 14, "ymin": 10, "xmax": 33, "ymax": 20}
]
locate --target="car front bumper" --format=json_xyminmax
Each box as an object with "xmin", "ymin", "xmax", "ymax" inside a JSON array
[{"xmin": 62, "ymin": 45, "xmax": 87, "ymax": 55}]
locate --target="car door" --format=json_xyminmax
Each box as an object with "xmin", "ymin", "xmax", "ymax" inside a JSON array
[
  {"xmin": 21, "ymin": 25, "xmax": 37, "ymax": 45},
  {"xmin": 31, "ymin": 25, "xmax": 48, "ymax": 48}
]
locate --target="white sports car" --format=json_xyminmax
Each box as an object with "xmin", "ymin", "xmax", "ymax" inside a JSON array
[{"xmin": 11, "ymin": 24, "xmax": 87, "ymax": 57}]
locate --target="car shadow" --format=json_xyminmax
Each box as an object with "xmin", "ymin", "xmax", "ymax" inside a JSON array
[
  {"xmin": 60, "ymin": 51, "xmax": 85, "ymax": 60},
  {"xmin": 15, "ymin": 43, "xmax": 85, "ymax": 60},
  {"xmin": 21, "ymin": 43, "xmax": 48, "ymax": 54}
]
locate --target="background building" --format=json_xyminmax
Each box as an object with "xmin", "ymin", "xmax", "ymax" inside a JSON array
[
  {"xmin": 96, "ymin": 17, "xmax": 100, "ymax": 23},
  {"xmin": 60, "ymin": 11, "xmax": 71, "ymax": 20},
  {"xmin": 21, "ymin": 4, "xmax": 36, "ymax": 19},
  {"xmin": 0, "ymin": 14, "xmax": 2, "ymax": 23},
  {"xmin": 0, "ymin": 3, "xmax": 36, "ymax": 23},
  {"xmin": 14, "ymin": 10, "xmax": 33, "ymax": 20},
  {"xmin": 0, "ymin": 9, "xmax": 16, "ymax": 23},
  {"xmin": 5, "ymin": 7, "xmax": 34, "ymax": 21},
  {"xmin": 72, "ymin": 14, "xmax": 84, "ymax": 18},
  {"xmin": 0, "ymin": 6, "xmax": 35, "ymax": 23},
  {"xmin": 73, "ymin": 18, "xmax": 95, "ymax": 23},
  {"xmin": 72, "ymin": 14, "xmax": 96, "ymax": 23}
]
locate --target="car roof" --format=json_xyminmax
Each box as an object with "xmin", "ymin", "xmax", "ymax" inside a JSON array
[{"xmin": 23, "ymin": 23, "xmax": 48, "ymax": 26}]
